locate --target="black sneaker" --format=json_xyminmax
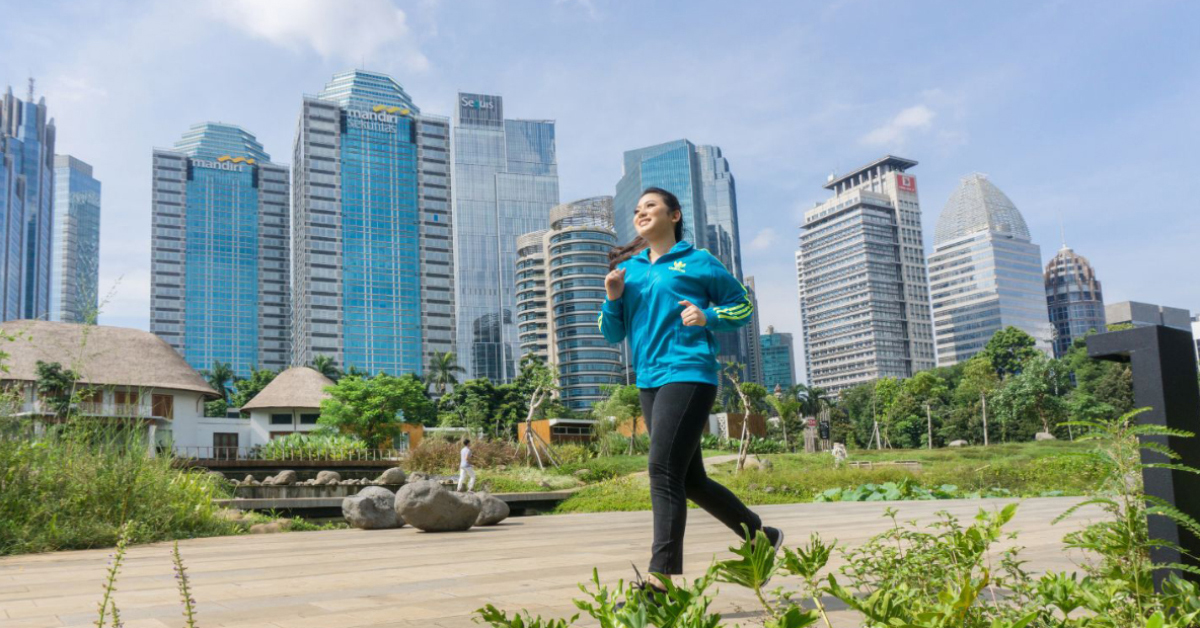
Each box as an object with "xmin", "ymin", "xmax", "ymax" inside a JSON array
[{"xmin": 616, "ymin": 563, "xmax": 665, "ymax": 610}]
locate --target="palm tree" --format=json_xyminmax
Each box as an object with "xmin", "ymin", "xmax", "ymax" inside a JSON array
[
  {"xmin": 203, "ymin": 361, "xmax": 235, "ymax": 402},
  {"xmin": 425, "ymin": 351, "xmax": 465, "ymax": 397},
  {"xmin": 311, "ymin": 355, "xmax": 341, "ymax": 381}
]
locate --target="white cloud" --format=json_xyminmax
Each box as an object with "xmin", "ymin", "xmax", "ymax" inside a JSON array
[
  {"xmin": 749, "ymin": 227, "xmax": 777, "ymax": 251},
  {"xmin": 207, "ymin": 0, "xmax": 429, "ymax": 70},
  {"xmin": 860, "ymin": 104, "xmax": 935, "ymax": 147}
]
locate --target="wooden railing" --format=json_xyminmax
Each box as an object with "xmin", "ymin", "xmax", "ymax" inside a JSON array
[{"xmin": 174, "ymin": 446, "xmax": 406, "ymax": 462}]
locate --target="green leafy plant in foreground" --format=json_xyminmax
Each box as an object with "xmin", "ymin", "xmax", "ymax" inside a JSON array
[{"xmin": 476, "ymin": 407, "xmax": 1200, "ymax": 627}]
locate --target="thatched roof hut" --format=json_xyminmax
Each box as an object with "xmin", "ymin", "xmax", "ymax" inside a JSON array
[
  {"xmin": 240, "ymin": 366, "xmax": 333, "ymax": 411},
  {"xmin": 0, "ymin": 320, "xmax": 217, "ymax": 396}
]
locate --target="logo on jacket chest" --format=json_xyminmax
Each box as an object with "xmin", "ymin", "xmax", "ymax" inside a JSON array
[{"xmin": 669, "ymin": 261, "xmax": 686, "ymax": 273}]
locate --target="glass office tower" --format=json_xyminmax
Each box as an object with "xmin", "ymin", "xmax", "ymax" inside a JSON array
[
  {"xmin": 796, "ymin": 156, "xmax": 936, "ymax": 395},
  {"xmin": 50, "ymin": 155, "xmax": 101, "ymax": 323},
  {"xmin": 453, "ymin": 93, "xmax": 558, "ymax": 382},
  {"xmin": 928, "ymin": 174, "xmax": 1053, "ymax": 366},
  {"xmin": 151, "ymin": 122, "xmax": 290, "ymax": 376},
  {"xmin": 1044, "ymin": 243, "xmax": 1105, "ymax": 357},
  {"xmin": 760, "ymin": 325, "xmax": 797, "ymax": 392},
  {"xmin": 292, "ymin": 70, "xmax": 455, "ymax": 376},
  {"xmin": 614, "ymin": 139, "xmax": 706, "ymax": 250},
  {"xmin": 0, "ymin": 86, "xmax": 55, "ymax": 321}
]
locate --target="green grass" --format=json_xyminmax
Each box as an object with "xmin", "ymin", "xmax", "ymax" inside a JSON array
[{"xmin": 555, "ymin": 440, "xmax": 1105, "ymax": 514}]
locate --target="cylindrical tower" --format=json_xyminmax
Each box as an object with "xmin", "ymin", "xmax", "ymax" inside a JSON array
[
  {"xmin": 1044, "ymin": 244, "xmax": 1105, "ymax": 357},
  {"xmin": 515, "ymin": 230, "xmax": 549, "ymax": 361},
  {"xmin": 546, "ymin": 197, "xmax": 624, "ymax": 410}
]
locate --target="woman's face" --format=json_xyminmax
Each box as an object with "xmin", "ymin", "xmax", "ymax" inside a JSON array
[{"xmin": 633, "ymin": 193, "xmax": 680, "ymax": 240}]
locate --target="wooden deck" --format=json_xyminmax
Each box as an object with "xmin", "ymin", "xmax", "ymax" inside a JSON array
[{"xmin": 0, "ymin": 497, "xmax": 1099, "ymax": 628}]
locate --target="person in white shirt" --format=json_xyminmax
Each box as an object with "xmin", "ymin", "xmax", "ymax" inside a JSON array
[{"xmin": 457, "ymin": 439, "xmax": 476, "ymax": 492}]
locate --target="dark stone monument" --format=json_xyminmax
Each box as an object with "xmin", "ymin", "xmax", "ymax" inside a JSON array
[{"xmin": 1087, "ymin": 325, "xmax": 1200, "ymax": 587}]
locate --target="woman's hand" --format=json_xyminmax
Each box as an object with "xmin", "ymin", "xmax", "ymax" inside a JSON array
[
  {"xmin": 678, "ymin": 300, "xmax": 707, "ymax": 327},
  {"xmin": 605, "ymin": 268, "xmax": 626, "ymax": 300}
]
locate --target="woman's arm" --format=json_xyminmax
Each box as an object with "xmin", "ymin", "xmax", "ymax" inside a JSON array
[
  {"xmin": 702, "ymin": 259, "xmax": 754, "ymax": 332},
  {"xmin": 599, "ymin": 297, "xmax": 627, "ymax": 343}
]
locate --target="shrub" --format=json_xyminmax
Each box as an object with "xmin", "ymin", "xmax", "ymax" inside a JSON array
[
  {"xmin": 405, "ymin": 438, "xmax": 521, "ymax": 473},
  {"xmin": 257, "ymin": 432, "xmax": 367, "ymax": 460},
  {"xmin": 0, "ymin": 416, "xmax": 237, "ymax": 555},
  {"xmin": 550, "ymin": 443, "xmax": 592, "ymax": 466}
]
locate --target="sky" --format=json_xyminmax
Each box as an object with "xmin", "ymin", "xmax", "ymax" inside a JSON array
[{"xmin": 3, "ymin": 0, "xmax": 1198, "ymax": 380}]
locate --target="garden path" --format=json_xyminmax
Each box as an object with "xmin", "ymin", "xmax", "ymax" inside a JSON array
[{"xmin": 0, "ymin": 497, "xmax": 1098, "ymax": 628}]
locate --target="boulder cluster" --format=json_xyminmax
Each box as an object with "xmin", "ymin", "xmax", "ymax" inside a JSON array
[
  {"xmin": 227, "ymin": 467, "xmax": 412, "ymax": 487},
  {"xmin": 342, "ymin": 476, "xmax": 510, "ymax": 532}
]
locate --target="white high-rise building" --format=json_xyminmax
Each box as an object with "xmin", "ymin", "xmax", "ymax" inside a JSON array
[
  {"xmin": 796, "ymin": 156, "xmax": 935, "ymax": 395},
  {"xmin": 928, "ymin": 174, "xmax": 1053, "ymax": 366}
]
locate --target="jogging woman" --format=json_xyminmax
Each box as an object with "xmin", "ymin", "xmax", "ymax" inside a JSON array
[{"xmin": 600, "ymin": 187, "xmax": 783, "ymax": 592}]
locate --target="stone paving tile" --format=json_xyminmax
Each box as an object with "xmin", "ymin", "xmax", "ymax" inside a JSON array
[{"xmin": 0, "ymin": 498, "xmax": 1099, "ymax": 628}]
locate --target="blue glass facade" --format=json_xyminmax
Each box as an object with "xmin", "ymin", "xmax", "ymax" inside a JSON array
[
  {"xmin": 0, "ymin": 87, "xmax": 55, "ymax": 322},
  {"xmin": 151, "ymin": 123, "xmax": 291, "ymax": 377},
  {"xmin": 614, "ymin": 140, "xmax": 706, "ymax": 250},
  {"xmin": 50, "ymin": 156, "xmax": 101, "ymax": 324},
  {"xmin": 453, "ymin": 93, "xmax": 559, "ymax": 382},
  {"xmin": 760, "ymin": 327, "xmax": 796, "ymax": 392},
  {"xmin": 293, "ymin": 71, "xmax": 452, "ymax": 376}
]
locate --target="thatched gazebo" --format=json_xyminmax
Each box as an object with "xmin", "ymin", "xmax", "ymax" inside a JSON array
[
  {"xmin": 240, "ymin": 366, "xmax": 334, "ymax": 444},
  {"xmin": 0, "ymin": 319, "xmax": 219, "ymax": 454}
]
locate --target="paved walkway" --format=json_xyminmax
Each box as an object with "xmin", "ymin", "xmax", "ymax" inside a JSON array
[{"xmin": 0, "ymin": 497, "xmax": 1099, "ymax": 628}]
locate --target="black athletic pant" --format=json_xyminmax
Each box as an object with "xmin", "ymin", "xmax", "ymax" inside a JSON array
[{"xmin": 640, "ymin": 382, "xmax": 764, "ymax": 575}]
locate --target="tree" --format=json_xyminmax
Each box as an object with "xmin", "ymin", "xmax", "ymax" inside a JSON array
[
  {"xmin": 310, "ymin": 355, "xmax": 341, "ymax": 381},
  {"xmin": 229, "ymin": 367, "xmax": 277, "ymax": 409},
  {"xmin": 722, "ymin": 362, "xmax": 755, "ymax": 471},
  {"xmin": 593, "ymin": 384, "xmax": 642, "ymax": 455},
  {"xmin": 202, "ymin": 361, "xmax": 236, "ymax": 403},
  {"xmin": 872, "ymin": 377, "xmax": 902, "ymax": 448},
  {"xmin": 440, "ymin": 378, "xmax": 501, "ymax": 434},
  {"xmin": 516, "ymin": 355, "xmax": 559, "ymax": 469},
  {"xmin": 903, "ymin": 371, "xmax": 948, "ymax": 449},
  {"xmin": 35, "ymin": 361, "xmax": 79, "ymax": 420},
  {"xmin": 1062, "ymin": 335, "xmax": 1134, "ymax": 423},
  {"xmin": 425, "ymin": 351, "xmax": 465, "ymax": 399},
  {"xmin": 318, "ymin": 373, "xmax": 433, "ymax": 448},
  {"xmin": 739, "ymin": 383, "xmax": 769, "ymax": 415},
  {"xmin": 980, "ymin": 326, "xmax": 1041, "ymax": 378},
  {"xmin": 991, "ymin": 354, "xmax": 1070, "ymax": 441},
  {"xmin": 764, "ymin": 393, "xmax": 801, "ymax": 451},
  {"xmin": 953, "ymin": 356, "xmax": 1001, "ymax": 444}
]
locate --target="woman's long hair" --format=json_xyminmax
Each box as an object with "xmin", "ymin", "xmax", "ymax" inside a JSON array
[{"xmin": 608, "ymin": 187, "xmax": 684, "ymax": 270}]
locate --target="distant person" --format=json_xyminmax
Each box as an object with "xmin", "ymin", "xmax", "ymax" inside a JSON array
[
  {"xmin": 457, "ymin": 438, "xmax": 475, "ymax": 492},
  {"xmin": 601, "ymin": 187, "xmax": 784, "ymax": 596}
]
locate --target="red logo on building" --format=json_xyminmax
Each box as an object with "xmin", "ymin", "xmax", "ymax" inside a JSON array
[{"xmin": 896, "ymin": 174, "xmax": 917, "ymax": 193}]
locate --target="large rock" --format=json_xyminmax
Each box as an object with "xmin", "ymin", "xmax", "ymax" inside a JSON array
[
  {"xmin": 471, "ymin": 492, "xmax": 511, "ymax": 526},
  {"xmin": 265, "ymin": 470, "xmax": 298, "ymax": 486},
  {"xmin": 343, "ymin": 486, "xmax": 402, "ymax": 530},
  {"xmin": 316, "ymin": 470, "xmax": 341, "ymax": 485},
  {"xmin": 1035, "ymin": 432, "xmax": 1057, "ymax": 441},
  {"xmin": 376, "ymin": 467, "xmax": 407, "ymax": 485},
  {"xmin": 395, "ymin": 480, "xmax": 480, "ymax": 532},
  {"xmin": 948, "ymin": 440, "xmax": 968, "ymax": 448}
]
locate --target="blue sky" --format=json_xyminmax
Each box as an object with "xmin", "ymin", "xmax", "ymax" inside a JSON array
[{"xmin": 3, "ymin": 0, "xmax": 1198, "ymax": 376}]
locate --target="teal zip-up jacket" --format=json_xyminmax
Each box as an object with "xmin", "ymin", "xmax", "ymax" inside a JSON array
[{"xmin": 599, "ymin": 241, "xmax": 753, "ymax": 388}]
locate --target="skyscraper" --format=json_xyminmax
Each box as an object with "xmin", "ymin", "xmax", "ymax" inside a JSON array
[
  {"xmin": 50, "ymin": 155, "xmax": 100, "ymax": 323},
  {"xmin": 1044, "ymin": 243, "xmax": 1105, "ymax": 357},
  {"xmin": 453, "ymin": 92, "xmax": 558, "ymax": 382},
  {"xmin": 292, "ymin": 70, "xmax": 455, "ymax": 376},
  {"xmin": 614, "ymin": 139, "xmax": 706, "ymax": 252},
  {"xmin": 150, "ymin": 122, "xmax": 290, "ymax": 376},
  {"xmin": 760, "ymin": 325, "xmax": 796, "ymax": 392},
  {"xmin": 796, "ymin": 156, "xmax": 935, "ymax": 395},
  {"xmin": 516, "ymin": 197, "xmax": 623, "ymax": 410},
  {"xmin": 0, "ymin": 85, "xmax": 55, "ymax": 321},
  {"xmin": 614, "ymin": 141, "xmax": 762, "ymax": 382},
  {"xmin": 928, "ymin": 174, "xmax": 1053, "ymax": 366}
]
